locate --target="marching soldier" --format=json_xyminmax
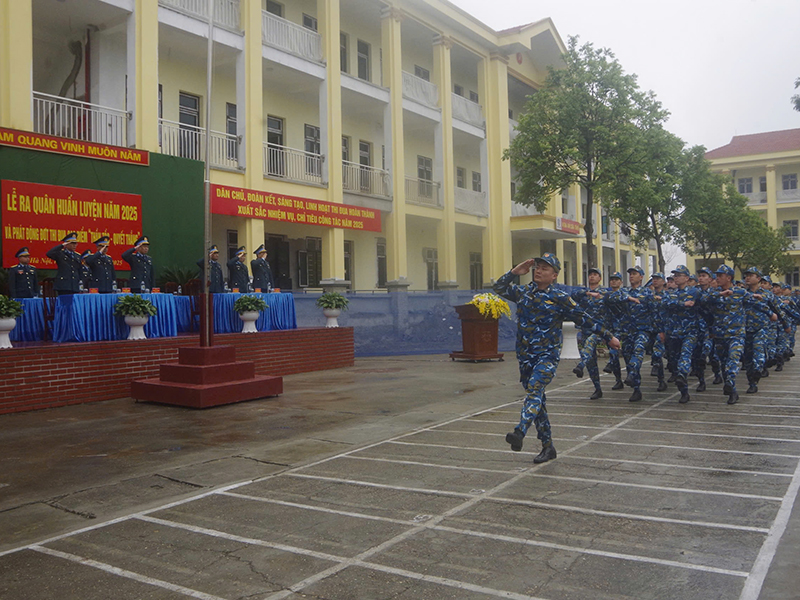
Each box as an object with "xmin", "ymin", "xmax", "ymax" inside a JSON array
[
  {"xmin": 84, "ymin": 236, "xmax": 116, "ymax": 293},
  {"xmin": 251, "ymin": 244, "xmax": 274, "ymax": 292},
  {"xmin": 197, "ymin": 245, "xmax": 225, "ymax": 293},
  {"xmin": 7, "ymin": 247, "xmax": 38, "ymax": 298},
  {"xmin": 648, "ymin": 272, "xmax": 669, "ymax": 392},
  {"xmin": 602, "ymin": 272, "xmax": 626, "ymax": 391},
  {"xmin": 121, "ymin": 236, "xmax": 153, "ymax": 293},
  {"xmin": 571, "ymin": 267, "xmax": 609, "ymax": 399},
  {"xmin": 227, "ymin": 246, "xmax": 250, "ymax": 292},
  {"xmin": 45, "ymin": 232, "xmax": 82, "ymax": 295},
  {"xmin": 693, "ymin": 266, "xmax": 718, "ymax": 391},
  {"xmin": 742, "ymin": 267, "xmax": 780, "ymax": 394},
  {"xmin": 662, "ymin": 265, "xmax": 701, "ymax": 404},
  {"xmin": 496, "ymin": 254, "xmax": 620, "ymax": 464}
]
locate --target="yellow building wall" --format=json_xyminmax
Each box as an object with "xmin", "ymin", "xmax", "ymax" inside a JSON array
[
  {"xmin": 341, "ymin": 115, "xmax": 384, "ymax": 165},
  {"xmin": 341, "ymin": 19, "xmax": 382, "ymax": 84},
  {"xmin": 262, "ymin": 88, "xmax": 320, "ymax": 153}
]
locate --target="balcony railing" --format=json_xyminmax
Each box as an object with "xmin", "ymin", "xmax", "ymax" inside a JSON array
[
  {"xmin": 159, "ymin": 119, "xmax": 240, "ymax": 170},
  {"xmin": 402, "ymin": 72, "xmax": 439, "ymax": 109},
  {"xmin": 262, "ymin": 10, "xmax": 322, "ymax": 62},
  {"xmin": 33, "ymin": 92, "xmax": 130, "ymax": 147},
  {"xmin": 511, "ymin": 202, "xmax": 541, "ymax": 217},
  {"xmin": 455, "ymin": 187, "xmax": 488, "ymax": 217},
  {"xmin": 405, "ymin": 177, "xmax": 441, "ymax": 207},
  {"xmin": 159, "ymin": 0, "xmax": 241, "ymax": 31},
  {"xmin": 263, "ymin": 143, "xmax": 323, "ymax": 184},
  {"xmin": 342, "ymin": 161, "xmax": 390, "ymax": 198},
  {"xmin": 744, "ymin": 191, "xmax": 768, "ymax": 205},
  {"xmin": 452, "ymin": 94, "xmax": 483, "ymax": 128},
  {"xmin": 778, "ymin": 188, "xmax": 800, "ymax": 203}
]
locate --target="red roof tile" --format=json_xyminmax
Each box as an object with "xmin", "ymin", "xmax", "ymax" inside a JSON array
[{"xmin": 706, "ymin": 128, "xmax": 800, "ymax": 159}]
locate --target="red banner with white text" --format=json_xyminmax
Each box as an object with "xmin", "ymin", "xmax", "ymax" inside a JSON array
[{"xmin": 2, "ymin": 180, "xmax": 142, "ymax": 268}]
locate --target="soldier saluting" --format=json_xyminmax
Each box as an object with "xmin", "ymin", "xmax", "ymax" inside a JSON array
[
  {"xmin": 8, "ymin": 247, "xmax": 39, "ymax": 298},
  {"xmin": 250, "ymin": 244, "xmax": 274, "ymax": 292},
  {"xmin": 84, "ymin": 236, "xmax": 116, "ymax": 293},
  {"xmin": 121, "ymin": 236, "xmax": 153, "ymax": 293},
  {"xmin": 46, "ymin": 232, "xmax": 82, "ymax": 295},
  {"xmin": 227, "ymin": 246, "xmax": 250, "ymax": 292},
  {"xmin": 197, "ymin": 245, "xmax": 225, "ymax": 293}
]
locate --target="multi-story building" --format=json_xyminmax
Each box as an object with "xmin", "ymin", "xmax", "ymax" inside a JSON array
[
  {"xmin": 695, "ymin": 128, "xmax": 800, "ymax": 284},
  {"xmin": 0, "ymin": 0, "xmax": 657, "ymax": 291}
]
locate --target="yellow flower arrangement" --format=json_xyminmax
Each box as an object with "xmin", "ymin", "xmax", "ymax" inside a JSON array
[{"xmin": 468, "ymin": 292, "xmax": 512, "ymax": 320}]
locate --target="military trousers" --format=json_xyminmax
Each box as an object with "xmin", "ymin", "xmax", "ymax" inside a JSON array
[
  {"xmin": 620, "ymin": 331, "xmax": 649, "ymax": 389},
  {"xmin": 666, "ymin": 333, "xmax": 697, "ymax": 384},
  {"xmin": 578, "ymin": 332, "xmax": 603, "ymax": 389},
  {"xmin": 516, "ymin": 350, "xmax": 558, "ymax": 447},
  {"xmin": 744, "ymin": 329, "xmax": 769, "ymax": 382},
  {"xmin": 714, "ymin": 335, "xmax": 745, "ymax": 391}
]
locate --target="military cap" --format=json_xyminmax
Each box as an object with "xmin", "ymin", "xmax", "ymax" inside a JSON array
[
  {"xmin": 534, "ymin": 252, "xmax": 561, "ymax": 273},
  {"xmin": 61, "ymin": 232, "xmax": 78, "ymax": 243},
  {"xmin": 609, "ymin": 271, "xmax": 623, "ymax": 280},
  {"xmin": 235, "ymin": 246, "xmax": 246, "ymax": 257},
  {"xmin": 208, "ymin": 245, "xmax": 219, "ymax": 254},
  {"xmin": 715, "ymin": 264, "xmax": 735, "ymax": 277},
  {"xmin": 773, "ymin": 281, "xmax": 782, "ymax": 287},
  {"xmin": 671, "ymin": 265, "xmax": 690, "ymax": 276},
  {"xmin": 666, "ymin": 275, "xmax": 675, "ymax": 281},
  {"xmin": 688, "ymin": 274, "xmax": 698, "ymax": 282},
  {"xmin": 627, "ymin": 266, "xmax": 645, "ymax": 277},
  {"xmin": 587, "ymin": 267, "xmax": 601, "ymax": 276},
  {"xmin": 93, "ymin": 236, "xmax": 110, "ymax": 247},
  {"xmin": 783, "ymin": 283, "xmax": 792, "ymax": 290},
  {"xmin": 80, "ymin": 249, "xmax": 92, "ymax": 260},
  {"xmin": 14, "ymin": 247, "xmax": 30, "ymax": 258},
  {"xmin": 762, "ymin": 275, "xmax": 772, "ymax": 283},
  {"xmin": 134, "ymin": 236, "xmax": 149, "ymax": 247},
  {"xmin": 698, "ymin": 266, "xmax": 715, "ymax": 277},
  {"xmin": 652, "ymin": 272, "xmax": 665, "ymax": 280},
  {"xmin": 254, "ymin": 244, "xmax": 266, "ymax": 255},
  {"xmin": 744, "ymin": 266, "xmax": 762, "ymax": 277}
]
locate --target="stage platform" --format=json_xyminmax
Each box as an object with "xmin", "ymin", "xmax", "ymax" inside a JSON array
[{"xmin": 0, "ymin": 327, "xmax": 353, "ymax": 415}]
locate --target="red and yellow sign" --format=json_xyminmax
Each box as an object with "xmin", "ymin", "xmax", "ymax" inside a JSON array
[
  {"xmin": 0, "ymin": 127, "xmax": 149, "ymax": 166},
  {"xmin": 2, "ymin": 180, "xmax": 142, "ymax": 268},
  {"xmin": 557, "ymin": 218, "xmax": 582, "ymax": 235},
  {"xmin": 211, "ymin": 184, "xmax": 382, "ymax": 232}
]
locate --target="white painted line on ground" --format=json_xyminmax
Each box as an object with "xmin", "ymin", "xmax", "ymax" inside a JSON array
[
  {"xmin": 31, "ymin": 546, "xmax": 226, "ymax": 600},
  {"xmin": 343, "ymin": 454, "xmax": 519, "ymax": 474},
  {"xmin": 285, "ymin": 473, "xmax": 476, "ymax": 499},
  {"xmin": 738, "ymin": 451, "xmax": 800, "ymax": 600},
  {"xmin": 648, "ymin": 408, "xmax": 800, "ymax": 420},
  {"xmin": 431, "ymin": 524, "xmax": 750, "ymax": 578},
  {"xmin": 615, "ymin": 427, "xmax": 800, "ymax": 444},
  {"xmin": 461, "ymin": 418, "xmax": 608, "ymax": 429},
  {"xmin": 590, "ymin": 440, "xmax": 800, "ymax": 459},
  {"xmin": 631, "ymin": 417, "xmax": 800, "ymax": 430},
  {"xmin": 678, "ymin": 400, "xmax": 800, "ymax": 409}
]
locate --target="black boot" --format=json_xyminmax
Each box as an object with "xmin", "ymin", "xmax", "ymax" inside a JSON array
[
  {"xmin": 629, "ymin": 388, "xmax": 642, "ymax": 402},
  {"xmin": 573, "ymin": 364, "xmax": 584, "ymax": 378},
  {"xmin": 696, "ymin": 380, "xmax": 706, "ymax": 392},
  {"xmin": 650, "ymin": 365, "xmax": 659, "ymax": 377},
  {"xmin": 713, "ymin": 373, "xmax": 723, "ymax": 384},
  {"xmin": 505, "ymin": 429, "xmax": 524, "ymax": 452},
  {"xmin": 624, "ymin": 373, "xmax": 635, "ymax": 387},
  {"xmin": 746, "ymin": 383, "xmax": 758, "ymax": 394},
  {"xmin": 723, "ymin": 383, "xmax": 732, "ymax": 396},
  {"xmin": 533, "ymin": 444, "xmax": 557, "ymax": 464},
  {"xmin": 776, "ymin": 362, "xmax": 784, "ymax": 372},
  {"xmin": 762, "ymin": 368, "xmax": 769, "ymax": 378},
  {"xmin": 679, "ymin": 391, "xmax": 690, "ymax": 404},
  {"xmin": 727, "ymin": 390, "xmax": 739, "ymax": 405},
  {"xmin": 603, "ymin": 363, "xmax": 614, "ymax": 373},
  {"xmin": 590, "ymin": 389, "xmax": 603, "ymax": 400},
  {"xmin": 611, "ymin": 380, "xmax": 625, "ymax": 390},
  {"xmin": 657, "ymin": 380, "xmax": 668, "ymax": 392},
  {"xmin": 667, "ymin": 373, "xmax": 677, "ymax": 383}
]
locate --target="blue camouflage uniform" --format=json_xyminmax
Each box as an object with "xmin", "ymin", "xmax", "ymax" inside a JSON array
[
  {"xmin": 602, "ymin": 272, "xmax": 626, "ymax": 386},
  {"xmin": 662, "ymin": 265, "xmax": 701, "ymax": 394},
  {"xmin": 742, "ymin": 268, "xmax": 778, "ymax": 387},
  {"xmin": 570, "ymin": 269, "xmax": 608, "ymax": 394},
  {"xmin": 647, "ymin": 273, "xmax": 668, "ymax": 385},
  {"xmin": 495, "ymin": 254, "xmax": 615, "ymax": 451},
  {"xmin": 701, "ymin": 265, "xmax": 746, "ymax": 398}
]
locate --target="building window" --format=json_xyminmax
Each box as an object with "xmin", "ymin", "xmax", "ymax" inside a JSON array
[
  {"xmin": 423, "ymin": 247, "xmax": 438, "ymax": 291},
  {"xmin": 344, "ymin": 240, "xmax": 353, "ymax": 289},
  {"xmin": 562, "ymin": 191, "xmax": 569, "ymax": 216},
  {"xmin": 414, "ymin": 65, "xmax": 430, "ymax": 82},
  {"xmin": 787, "ymin": 267, "xmax": 800, "ymax": 288},
  {"xmin": 226, "ymin": 230, "xmax": 238, "ymax": 262},
  {"xmin": 510, "ymin": 181, "xmax": 516, "ymax": 200},
  {"xmin": 784, "ymin": 219, "xmax": 799, "ymax": 239},
  {"xmin": 342, "ymin": 135, "xmax": 350, "ymax": 162},
  {"xmin": 456, "ymin": 167, "xmax": 466, "ymax": 189},
  {"xmin": 602, "ymin": 215, "xmax": 609, "ymax": 235},
  {"xmin": 472, "ymin": 171, "xmax": 482, "ymax": 193},
  {"xmin": 376, "ymin": 238, "xmax": 387, "ymax": 288},
  {"xmin": 469, "ymin": 90, "xmax": 479, "ymax": 103},
  {"xmin": 178, "ymin": 91, "xmax": 200, "ymax": 160},
  {"xmin": 381, "ymin": 145, "xmax": 385, "ymax": 171},
  {"xmin": 225, "ymin": 102, "xmax": 237, "ymax": 160},
  {"xmin": 469, "ymin": 252, "xmax": 483, "ymax": 291},
  {"xmin": 418, "ymin": 155, "xmax": 433, "ymax": 199},
  {"xmin": 453, "ymin": 84, "xmax": 464, "ymax": 97},
  {"xmin": 304, "ymin": 124, "xmax": 321, "ymax": 176},
  {"xmin": 357, "ymin": 40, "xmax": 370, "ymax": 82},
  {"xmin": 738, "ymin": 177, "xmax": 752, "ymax": 194},
  {"xmin": 266, "ymin": 115, "xmax": 285, "ymax": 177},
  {"xmin": 265, "ymin": 0, "xmax": 282, "ymax": 17},
  {"xmin": 340, "ymin": 33, "xmax": 348, "ymax": 73},
  {"xmin": 359, "ymin": 141, "xmax": 371, "ymax": 191},
  {"xmin": 508, "ymin": 108, "xmax": 514, "ymax": 119},
  {"xmin": 302, "ymin": 14, "xmax": 317, "ymax": 31},
  {"xmin": 298, "ymin": 237, "xmax": 322, "ymax": 288},
  {"xmin": 783, "ymin": 174, "xmax": 798, "ymax": 190},
  {"xmin": 760, "ymin": 176, "xmax": 767, "ymax": 193}
]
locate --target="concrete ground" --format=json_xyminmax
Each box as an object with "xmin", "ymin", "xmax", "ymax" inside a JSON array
[{"xmin": 0, "ymin": 350, "xmax": 798, "ymax": 599}]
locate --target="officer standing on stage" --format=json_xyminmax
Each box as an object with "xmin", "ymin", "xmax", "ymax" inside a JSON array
[
  {"xmin": 251, "ymin": 244, "xmax": 274, "ymax": 292},
  {"xmin": 227, "ymin": 246, "xmax": 250, "ymax": 292},
  {"xmin": 84, "ymin": 236, "xmax": 116, "ymax": 293},
  {"xmin": 197, "ymin": 245, "xmax": 225, "ymax": 293},
  {"xmin": 46, "ymin": 232, "xmax": 82, "ymax": 295},
  {"xmin": 662, "ymin": 265, "xmax": 701, "ymax": 404},
  {"xmin": 121, "ymin": 236, "xmax": 153, "ymax": 293},
  {"xmin": 8, "ymin": 247, "xmax": 38, "ymax": 298},
  {"xmin": 79, "ymin": 250, "xmax": 92, "ymax": 290},
  {"xmin": 496, "ymin": 253, "xmax": 621, "ymax": 464}
]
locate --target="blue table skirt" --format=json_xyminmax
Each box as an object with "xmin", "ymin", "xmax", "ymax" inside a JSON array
[
  {"xmin": 52, "ymin": 293, "xmax": 179, "ymax": 343},
  {"xmin": 10, "ymin": 298, "xmax": 46, "ymax": 341},
  {"xmin": 174, "ymin": 292, "xmax": 297, "ymax": 333}
]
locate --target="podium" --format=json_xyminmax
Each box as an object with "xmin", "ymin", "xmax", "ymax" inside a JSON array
[{"xmin": 449, "ymin": 304, "xmax": 504, "ymax": 362}]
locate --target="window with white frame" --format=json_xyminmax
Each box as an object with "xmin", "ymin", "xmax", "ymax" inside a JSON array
[
  {"xmin": 469, "ymin": 90, "xmax": 479, "ymax": 103},
  {"xmin": 760, "ymin": 176, "xmax": 767, "ymax": 193},
  {"xmin": 469, "ymin": 252, "xmax": 483, "ymax": 291},
  {"xmin": 357, "ymin": 40, "xmax": 370, "ymax": 82},
  {"xmin": 414, "ymin": 65, "xmax": 430, "ymax": 82},
  {"xmin": 783, "ymin": 174, "xmax": 798, "ymax": 190},
  {"xmin": 738, "ymin": 177, "xmax": 753, "ymax": 194},
  {"xmin": 265, "ymin": 0, "xmax": 282, "ymax": 17},
  {"xmin": 456, "ymin": 166, "xmax": 466, "ymax": 189},
  {"xmin": 786, "ymin": 267, "xmax": 799, "ymax": 287},
  {"xmin": 340, "ymin": 33, "xmax": 348, "ymax": 73},
  {"xmin": 376, "ymin": 238, "xmax": 387, "ymax": 288},
  {"xmin": 453, "ymin": 84, "xmax": 464, "ymax": 97},
  {"xmin": 784, "ymin": 219, "xmax": 799, "ymax": 239},
  {"xmin": 302, "ymin": 14, "xmax": 317, "ymax": 31},
  {"xmin": 225, "ymin": 103, "xmax": 237, "ymax": 161},
  {"xmin": 423, "ymin": 247, "xmax": 438, "ymax": 290},
  {"xmin": 472, "ymin": 171, "xmax": 482, "ymax": 192}
]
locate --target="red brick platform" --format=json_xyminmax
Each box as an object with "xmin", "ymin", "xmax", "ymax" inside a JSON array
[{"xmin": 0, "ymin": 327, "xmax": 353, "ymax": 414}]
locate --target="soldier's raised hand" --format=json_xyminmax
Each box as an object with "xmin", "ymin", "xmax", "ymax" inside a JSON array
[{"xmin": 511, "ymin": 258, "xmax": 537, "ymax": 276}]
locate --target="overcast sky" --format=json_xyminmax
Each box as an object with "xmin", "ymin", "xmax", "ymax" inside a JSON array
[{"xmin": 451, "ymin": 0, "xmax": 800, "ymax": 153}]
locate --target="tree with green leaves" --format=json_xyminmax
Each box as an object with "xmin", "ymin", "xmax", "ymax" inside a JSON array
[
  {"xmin": 792, "ymin": 77, "xmax": 800, "ymax": 112},
  {"xmin": 505, "ymin": 36, "xmax": 668, "ymax": 268}
]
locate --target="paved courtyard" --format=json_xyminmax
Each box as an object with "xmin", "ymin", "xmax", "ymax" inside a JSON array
[{"xmin": 0, "ymin": 352, "xmax": 798, "ymax": 599}]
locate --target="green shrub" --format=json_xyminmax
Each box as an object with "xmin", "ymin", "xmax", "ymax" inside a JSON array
[
  {"xmin": 315, "ymin": 292, "xmax": 349, "ymax": 310},
  {"xmin": 0, "ymin": 295, "xmax": 23, "ymax": 318},
  {"xmin": 233, "ymin": 295, "xmax": 268, "ymax": 313},
  {"xmin": 114, "ymin": 294, "xmax": 157, "ymax": 318}
]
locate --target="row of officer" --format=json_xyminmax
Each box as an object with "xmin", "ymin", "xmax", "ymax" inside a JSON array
[{"xmin": 197, "ymin": 244, "xmax": 274, "ymax": 294}]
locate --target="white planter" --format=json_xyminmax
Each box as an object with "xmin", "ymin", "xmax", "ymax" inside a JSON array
[
  {"xmin": 322, "ymin": 308, "xmax": 341, "ymax": 328},
  {"xmin": 124, "ymin": 315, "xmax": 149, "ymax": 340},
  {"xmin": 0, "ymin": 317, "xmax": 16, "ymax": 348},
  {"xmin": 239, "ymin": 310, "xmax": 259, "ymax": 333}
]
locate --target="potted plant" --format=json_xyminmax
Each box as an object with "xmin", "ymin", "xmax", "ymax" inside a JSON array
[
  {"xmin": 0, "ymin": 295, "xmax": 23, "ymax": 348},
  {"xmin": 233, "ymin": 294, "xmax": 268, "ymax": 333},
  {"xmin": 450, "ymin": 292, "xmax": 510, "ymax": 362},
  {"xmin": 114, "ymin": 294, "xmax": 157, "ymax": 340},
  {"xmin": 316, "ymin": 291, "xmax": 349, "ymax": 328}
]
